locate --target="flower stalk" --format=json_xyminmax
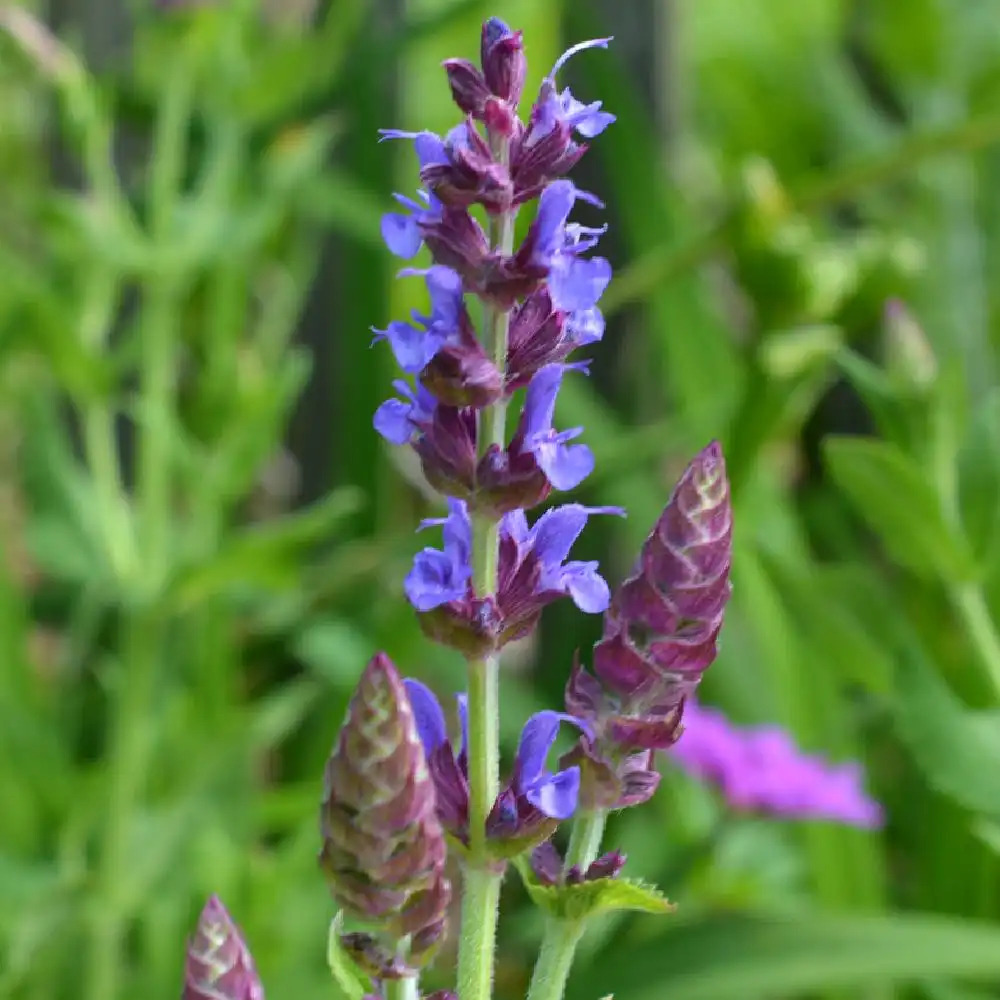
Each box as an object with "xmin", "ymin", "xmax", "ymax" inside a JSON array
[
  {"xmin": 523, "ymin": 810, "xmax": 608, "ymax": 1000},
  {"xmin": 457, "ymin": 107, "xmax": 515, "ymax": 1000}
]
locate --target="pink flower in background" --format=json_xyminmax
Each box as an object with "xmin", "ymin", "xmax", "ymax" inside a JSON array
[{"xmin": 670, "ymin": 699, "xmax": 884, "ymax": 828}]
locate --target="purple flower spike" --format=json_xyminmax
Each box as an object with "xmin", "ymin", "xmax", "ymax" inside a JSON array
[
  {"xmin": 405, "ymin": 498, "xmax": 473, "ymax": 611},
  {"xmin": 518, "ymin": 364, "xmax": 594, "ymax": 491},
  {"xmin": 670, "ymin": 700, "xmax": 884, "ymax": 829},
  {"xmin": 183, "ymin": 896, "xmax": 264, "ymax": 1000},
  {"xmin": 594, "ymin": 441, "xmax": 733, "ymax": 696}
]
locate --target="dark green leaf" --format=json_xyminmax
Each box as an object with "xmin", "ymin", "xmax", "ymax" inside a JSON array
[{"xmin": 823, "ymin": 436, "xmax": 976, "ymax": 581}]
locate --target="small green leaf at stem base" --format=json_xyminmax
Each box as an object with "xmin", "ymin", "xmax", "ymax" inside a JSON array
[
  {"xmin": 513, "ymin": 857, "xmax": 675, "ymax": 921},
  {"xmin": 327, "ymin": 913, "xmax": 373, "ymax": 1000}
]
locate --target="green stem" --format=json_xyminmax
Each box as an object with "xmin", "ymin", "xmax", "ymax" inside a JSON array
[
  {"xmin": 524, "ymin": 811, "xmax": 608, "ymax": 1000},
  {"xmin": 383, "ymin": 977, "xmax": 420, "ymax": 1000},
  {"xmin": 525, "ymin": 916, "xmax": 586, "ymax": 1000},
  {"xmin": 952, "ymin": 583, "xmax": 1000, "ymax": 702},
  {"xmin": 78, "ymin": 268, "xmax": 135, "ymax": 583},
  {"xmin": 456, "ymin": 132, "xmax": 515, "ymax": 1000},
  {"xmin": 564, "ymin": 810, "xmax": 608, "ymax": 871},
  {"xmin": 136, "ymin": 279, "xmax": 180, "ymax": 595},
  {"xmin": 929, "ymin": 389, "xmax": 1000, "ymax": 704},
  {"xmin": 137, "ymin": 63, "xmax": 190, "ymax": 595}
]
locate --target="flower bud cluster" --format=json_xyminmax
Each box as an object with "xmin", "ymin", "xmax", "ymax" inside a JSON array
[
  {"xmin": 563, "ymin": 443, "xmax": 734, "ymax": 810},
  {"xmin": 182, "ymin": 896, "xmax": 264, "ymax": 1000},
  {"xmin": 319, "ymin": 654, "xmax": 451, "ymax": 979}
]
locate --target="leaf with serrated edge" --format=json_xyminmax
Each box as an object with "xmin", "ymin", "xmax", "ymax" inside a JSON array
[
  {"xmin": 326, "ymin": 913, "xmax": 372, "ymax": 1000},
  {"xmin": 514, "ymin": 857, "xmax": 674, "ymax": 921}
]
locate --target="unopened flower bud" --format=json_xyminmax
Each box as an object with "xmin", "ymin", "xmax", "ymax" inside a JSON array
[
  {"xmin": 529, "ymin": 840, "xmax": 627, "ymax": 886},
  {"xmin": 884, "ymin": 299, "xmax": 937, "ymax": 391},
  {"xmin": 594, "ymin": 441, "xmax": 732, "ymax": 698},
  {"xmin": 480, "ymin": 18, "xmax": 526, "ymax": 105},
  {"xmin": 319, "ymin": 653, "xmax": 451, "ymax": 972},
  {"xmin": 564, "ymin": 444, "xmax": 733, "ymax": 809},
  {"xmin": 182, "ymin": 896, "xmax": 264, "ymax": 1000},
  {"xmin": 443, "ymin": 59, "xmax": 491, "ymax": 117}
]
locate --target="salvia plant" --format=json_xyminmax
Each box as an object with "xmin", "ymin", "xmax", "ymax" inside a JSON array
[{"xmin": 179, "ymin": 18, "xmax": 881, "ymax": 1000}]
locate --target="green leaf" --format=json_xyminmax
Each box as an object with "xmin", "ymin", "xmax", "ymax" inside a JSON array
[
  {"xmin": 326, "ymin": 913, "xmax": 372, "ymax": 1000},
  {"xmin": 514, "ymin": 858, "xmax": 675, "ymax": 922},
  {"xmin": 167, "ymin": 488, "xmax": 363, "ymax": 609},
  {"xmin": 894, "ymin": 647, "xmax": 1000, "ymax": 819},
  {"xmin": 566, "ymin": 910, "xmax": 1000, "ymax": 1000},
  {"xmin": 972, "ymin": 818, "xmax": 1000, "ymax": 856},
  {"xmin": 823, "ymin": 435, "xmax": 976, "ymax": 581},
  {"xmin": 958, "ymin": 389, "xmax": 1000, "ymax": 565}
]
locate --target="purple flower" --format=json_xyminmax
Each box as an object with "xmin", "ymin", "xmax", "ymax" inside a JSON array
[
  {"xmin": 505, "ymin": 290, "xmax": 605, "ymax": 390},
  {"xmin": 528, "ymin": 38, "xmax": 617, "ymax": 145},
  {"xmin": 405, "ymin": 498, "xmax": 473, "ymax": 612},
  {"xmin": 379, "ymin": 131, "xmax": 448, "ymax": 258},
  {"xmin": 373, "ymin": 379, "xmax": 437, "ymax": 445},
  {"xmin": 511, "ymin": 709, "xmax": 590, "ymax": 818},
  {"xmin": 371, "ymin": 266, "xmax": 465, "ymax": 373},
  {"xmin": 670, "ymin": 700, "xmax": 884, "ymax": 828},
  {"xmin": 515, "ymin": 363, "xmax": 594, "ymax": 491},
  {"xmin": 403, "ymin": 679, "xmax": 590, "ymax": 841},
  {"xmin": 517, "ymin": 181, "xmax": 612, "ymax": 312},
  {"xmin": 480, "ymin": 18, "xmax": 526, "ymax": 105},
  {"xmin": 565, "ymin": 306, "xmax": 605, "ymax": 347},
  {"xmin": 499, "ymin": 503, "xmax": 624, "ymax": 616},
  {"xmin": 508, "ymin": 37, "xmax": 615, "ymax": 195},
  {"xmin": 531, "ymin": 840, "xmax": 627, "ymax": 886}
]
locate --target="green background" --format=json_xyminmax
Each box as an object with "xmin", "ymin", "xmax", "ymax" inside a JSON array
[{"xmin": 2, "ymin": 1, "xmax": 1000, "ymax": 998}]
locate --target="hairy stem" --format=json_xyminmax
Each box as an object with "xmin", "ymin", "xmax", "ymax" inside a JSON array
[
  {"xmin": 524, "ymin": 810, "xmax": 609, "ymax": 1000},
  {"xmin": 564, "ymin": 810, "xmax": 608, "ymax": 871},
  {"xmin": 456, "ymin": 132, "xmax": 515, "ymax": 1000}
]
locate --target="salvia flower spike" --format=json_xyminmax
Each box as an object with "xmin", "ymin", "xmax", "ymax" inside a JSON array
[
  {"xmin": 319, "ymin": 653, "xmax": 451, "ymax": 978},
  {"xmin": 182, "ymin": 895, "xmax": 264, "ymax": 1000}
]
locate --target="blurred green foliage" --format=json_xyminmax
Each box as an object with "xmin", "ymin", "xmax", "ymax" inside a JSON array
[{"xmin": 1, "ymin": 1, "xmax": 1000, "ymax": 999}]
